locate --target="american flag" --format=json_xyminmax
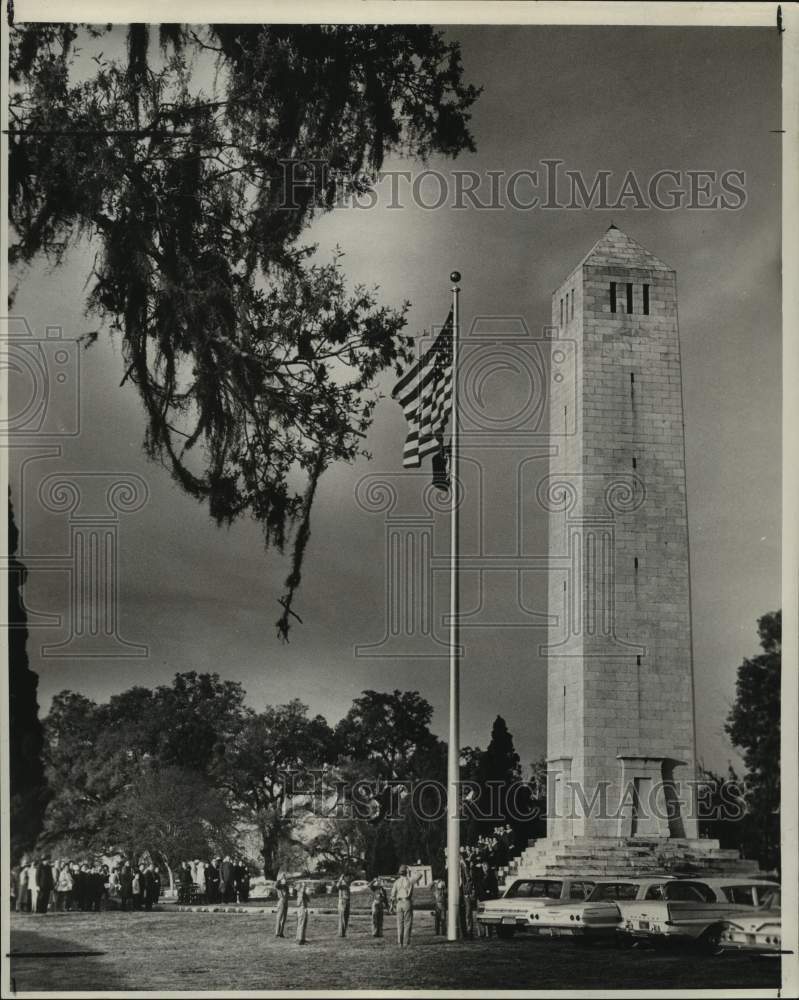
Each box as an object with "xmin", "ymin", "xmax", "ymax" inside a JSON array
[{"xmin": 392, "ymin": 311, "xmax": 453, "ymax": 475}]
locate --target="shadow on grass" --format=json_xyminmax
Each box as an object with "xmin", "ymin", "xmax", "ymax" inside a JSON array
[{"xmin": 9, "ymin": 921, "xmax": 126, "ymax": 993}]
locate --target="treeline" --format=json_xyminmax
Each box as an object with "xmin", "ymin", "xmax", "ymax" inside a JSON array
[{"xmin": 25, "ymin": 677, "xmax": 541, "ymax": 879}]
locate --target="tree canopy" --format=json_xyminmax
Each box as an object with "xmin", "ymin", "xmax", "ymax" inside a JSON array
[{"xmin": 9, "ymin": 23, "xmax": 480, "ymax": 637}]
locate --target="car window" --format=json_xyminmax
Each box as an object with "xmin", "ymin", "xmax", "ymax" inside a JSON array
[
  {"xmin": 759, "ymin": 888, "xmax": 781, "ymax": 910},
  {"xmin": 644, "ymin": 884, "xmax": 666, "ymax": 900},
  {"xmin": 723, "ymin": 885, "xmax": 757, "ymax": 905},
  {"xmin": 665, "ymin": 882, "xmax": 715, "ymax": 903},
  {"xmin": 569, "ymin": 881, "xmax": 589, "ymax": 900},
  {"xmin": 507, "ymin": 880, "xmax": 560, "ymax": 899},
  {"xmin": 589, "ymin": 883, "xmax": 636, "ymax": 901}
]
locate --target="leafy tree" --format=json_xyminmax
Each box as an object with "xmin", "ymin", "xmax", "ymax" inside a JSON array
[
  {"xmin": 9, "ymin": 23, "xmax": 480, "ymax": 637},
  {"xmin": 120, "ymin": 764, "xmax": 238, "ymax": 884},
  {"xmin": 335, "ymin": 689, "xmax": 439, "ymax": 776},
  {"xmin": 8, "ymin": 496, "xmax": 49, "ymax": 861},
  {"xmin": 725, "ymin": 610, "xmax": 781, "ymax": 870},
  {"xmin": 39, "ymin": 672, "xmax": 247, "ymax": 855},
  {"xmin": 214, "ymin": 699, "xmax": 335, "ymax": 876}
]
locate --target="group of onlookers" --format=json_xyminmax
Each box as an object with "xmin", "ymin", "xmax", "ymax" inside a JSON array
[
  {"xmin": 175, "ymin": 856, "xmax": 251, "ymax": 904},
  {"xmin": 11, "ymin": 858, "xmax": 162, "ymax": 913}
]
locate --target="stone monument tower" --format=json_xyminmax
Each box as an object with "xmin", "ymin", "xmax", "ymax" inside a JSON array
[{"xmin": 545, "ymin": 225, "xmax": 699, "ymax": 845}]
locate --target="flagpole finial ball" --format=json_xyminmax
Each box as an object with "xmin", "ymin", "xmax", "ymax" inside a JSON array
[{"xmin": 450, "ymin": 271, "xmax": 461, "ymax": 284}]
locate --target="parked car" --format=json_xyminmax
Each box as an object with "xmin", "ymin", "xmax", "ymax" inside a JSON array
[
  {"xmin": 617, "ymin": 878, "xmax": 779, "ymax": 953},
  {"xmin": 534, "ymin": 878, "xmax": 675, "ymax": 942},
  {"xmin": 477, "ymin": 877, "xmax": 596, "ymax": 939},
  {"xmin": 720, "ymin": 886, "xmax": 782, "ymax": 956}
]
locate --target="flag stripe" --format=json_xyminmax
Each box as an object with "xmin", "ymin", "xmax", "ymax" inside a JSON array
[{"xmin": 392, "ymin": 310, "xmax": 453, "ymax": 470}]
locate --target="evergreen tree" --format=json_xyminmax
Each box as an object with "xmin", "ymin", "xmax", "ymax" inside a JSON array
[{"xmin": 725, "ymin": 610, "xmax": 781, "ymax": 870}]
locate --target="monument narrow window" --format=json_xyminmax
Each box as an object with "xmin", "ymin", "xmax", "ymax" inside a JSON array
[
  {"xmin": 626, "ymin": 282, "xmax": 633, "ymax": 313},
  {"xmin": 634, "ymin": 556, "xmax": 639, "ymax": 571},
  {"xmin": 632, "ymin": 456, "xmax": 637, "ymax": 469},
  {"xmin": 636, "ymin": 655, "xmax": 642, "ymax": 666},
  {"xmin": 560, "ymin": 298, "xmax": 564, "ymax": 325},
  {"xmin": 610, "ymin": 282, "xmax": 617, "ymax": 312},
  {"xmin": 643, "ymin": 284, "xmax": 650, "ymax": 315},
  {"xmin": 570, "ymin": 289, "xmax": 575, "ymax": 319}
]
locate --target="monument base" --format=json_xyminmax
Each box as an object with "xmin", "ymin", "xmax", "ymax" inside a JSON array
[{"xmin": 499, "ymin": 837, "xmax": 760, "ymax": 888}]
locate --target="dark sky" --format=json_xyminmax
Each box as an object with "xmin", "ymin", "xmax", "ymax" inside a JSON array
[{"xmin": 10, "ymin": 25, "xmax": 781, "ymax": 774}]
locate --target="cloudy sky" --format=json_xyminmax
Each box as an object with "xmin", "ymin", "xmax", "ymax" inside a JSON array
[{"xmin": 10, "ymin": 24, "xmax": 781, "ymax": 774}]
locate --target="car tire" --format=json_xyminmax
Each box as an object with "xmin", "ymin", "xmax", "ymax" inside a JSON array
[
  {"xmin": 496, "ymin": 925, "xmax": 516, "ymax": 940},
  {"xmin": 696, "ymin": 926, "xmax": 724, "ymax": 956}
]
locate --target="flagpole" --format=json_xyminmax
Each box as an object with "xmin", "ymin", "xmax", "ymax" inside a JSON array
[{"xmin": 447, "ymin": 271, "xmax": 461, "ymax": 941}]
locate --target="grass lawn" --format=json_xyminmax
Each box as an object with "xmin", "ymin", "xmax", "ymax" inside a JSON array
[{"xmin": 9, "ymin": 908, "xmax": 782, "ymax": 992}]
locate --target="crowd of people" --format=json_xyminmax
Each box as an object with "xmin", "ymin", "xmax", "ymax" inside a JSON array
[
  {"xmin": 175, "ymin": 857, "xmax": 251, "ymax": 904},
  {"xmin": 11, "ymin": 858, "xmax": 162, "ymax": 912},
  {"xmin": 11, "ymin": 845, "xmax": 503, "ymax": 947}
]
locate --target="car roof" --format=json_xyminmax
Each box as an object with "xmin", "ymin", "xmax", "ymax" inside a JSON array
[
  {"xmin": 689, "ymin": 878, "xmax": 780, "ymax": 887},
  {"xmin": 589, "ymin": 876, "xmax": 674, "ymax": 885}
]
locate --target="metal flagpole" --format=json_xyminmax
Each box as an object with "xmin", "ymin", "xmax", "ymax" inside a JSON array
[{"xmin": 447, "ymin": 270, "xmax": 461, "ymax": 941}]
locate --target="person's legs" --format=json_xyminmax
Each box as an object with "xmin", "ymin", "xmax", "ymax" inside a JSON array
[
  {"xmin": 296, "ymin": 908, "xmax": 308, "ymax": 944},
  {"xmin": 275, "ymin": 898, "xmax": 286, "ymax": 936},
  {"xmin": 403, "ymin": 904, "xmax": 414, "ymax": 946}
]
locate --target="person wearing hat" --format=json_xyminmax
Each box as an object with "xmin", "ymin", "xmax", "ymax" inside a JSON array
[
  {"xmin": 274, "ymin": 871, "xmax": 290, "ymax": 937},
  {"xmin": 390, "ymin": 865, "xmax": 415, "ymax": 947},
  {"xmin": 368, "ymin": 878, "xmax": 389, "ymax": 938},
  {"xmin": 335, "ymin": 874, "xmax": 351, "ymax": 937},
  {"xmin": 295, "ymin": 881, "xmax": 310, "ymax": 945}
]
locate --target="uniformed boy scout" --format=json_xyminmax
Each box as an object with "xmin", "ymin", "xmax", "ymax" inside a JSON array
[
  {"xmin": 295, "ymin": 881, "xmax": 310, "ymax": 945},
  {"xmin": 432, "ymin": 877, "xmax": 447, "ymax": 935},
  {"xmin": 335, "ymin": 874, "xmax": 351, "ymax": 937},
  {"xmin": 390, "ymin": 864, "xmax": 415, "ymax": 947},
  {"xmin": 274, "ymin": 872, "xmax": 290, "ymax": 937},
  {"xmin": 369, "ymin": 878, "xmax": 389, "ymax": 937}
]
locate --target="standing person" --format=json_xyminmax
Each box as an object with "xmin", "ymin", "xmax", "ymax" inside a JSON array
[
  {"xmin": 108, "ymin": 865, "xmax": 120, "ymax": 905},
  {"xmin": 204, "ymin": 859, "xmax": 218, "ymax": 904},
  {"xmin": 432, "ymin": 876, "xmax": 447, "ymax": 936},
  {"xmin": 195, "ymin": 860, "xmax": 207, "ymax": 901},
  {"xmin": 131, "ymin": 867, "xmax": 143, "ymax": 910},
  {"xmin": 28, "ymin": 859, "xmax": 40, "ymax": 914},
  {"xmin": 459, "ymin": 856, "xmax": 476, "ymax": 939},
  {"xmin": 274, "ymin": 872, "xmax": 290, "ymax": 937},
  {"xmin": 36, "ymin": 859, "xmax": 54, "ymax": 913},
  {"xmin": 143, "ymin": 865, "xmax": 160, "ymax": 911},
  {"xmin": 177, "ymin": 861, "xmax": 193, "ymax": 904},
  {"xmin": 368, "ymin": 878, "xmax": 388, "ymax": 938},
  {"xmin": 119, "ymin": 863, "xmax": 134, "ymax": 911},
  {"xmin": 237, "ymin": 862, "xmax": 250, "ymax": 903},
  {"xmin": 390, "ymin": 865, "xmax": 415, "ymax": 948},
  {"xmin": 295, "ymin": 881, "xmax": 310, "ymax": 945},
  {"xmin": 54, "ymin": 863, "xmax": 74, "ymax": 912},
  {"xmin": 221, "ymin": 856, "xmax": 235, "ymax": 903},
  {"xmin": 17, "ymin": 863, "xmax": 29, "ymax": 912},
  {"xmin": 477, "ymin": 862, "xmax": 498, "ymax": 938},
  {"xmin": 335, "ymin": 874, "xmax": 351, "ymax": 938}
]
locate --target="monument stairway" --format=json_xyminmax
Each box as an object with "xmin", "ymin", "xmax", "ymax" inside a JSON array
[{"xmin": 498, "ymin": 837, "xmax": 760, "ymax": 888}]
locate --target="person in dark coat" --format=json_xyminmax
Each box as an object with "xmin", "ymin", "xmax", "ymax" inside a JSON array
[
  {"xmin": 236, "ymin": 862, "xmax": 250, "ymax": 903},
  {"xmin": 204, "ymin": 860, "xmax": 218, "ymax": 904},
  {"xmin": 36, "ymin": 859, "xmax": 54, "ymax": 913},
  {"xmin": 177, "ymin": 861, "xmax": 193, "ymax": 904},
  {"xmin": 143, "ymin": 865, "xmax": 161, "ymax": 911},
  {"xmin": 369, "ymin": 879, "xmax": 389, "ymax": 937},
  {"xmin": 119, "ymin": 863, "xmax": 134, "ymax": 911},
  {"xmin": 221, "ymin": 857, "xmax": 235, "ymax": 903}
]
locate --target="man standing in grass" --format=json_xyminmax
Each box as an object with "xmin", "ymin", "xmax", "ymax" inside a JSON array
[
  {"xmin": 369, "ymin": 878, "xmax": 389, "ymax": 938},
  {"xmin": 274, "ymin": 872, "xmax": 290, "ymax": 937},
  {"xmin": 295, "ymin": 882, "xmax": 310, "ymax": 945},
  {"xmin": 336, "ymin": 874, "xmax": 351, "ymax": 938},
  {"xmin": 391, "ymin": 865, "xmax": 415, "ymax": 948}
]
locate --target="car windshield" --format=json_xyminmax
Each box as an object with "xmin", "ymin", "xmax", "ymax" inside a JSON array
[
  {"xmin": 506, "ymin": 879, "xmax": 563, "ymax": 899},
  {"xmin": 587, "ymin": 882, "xmax": 639, "ymax": 901}
]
